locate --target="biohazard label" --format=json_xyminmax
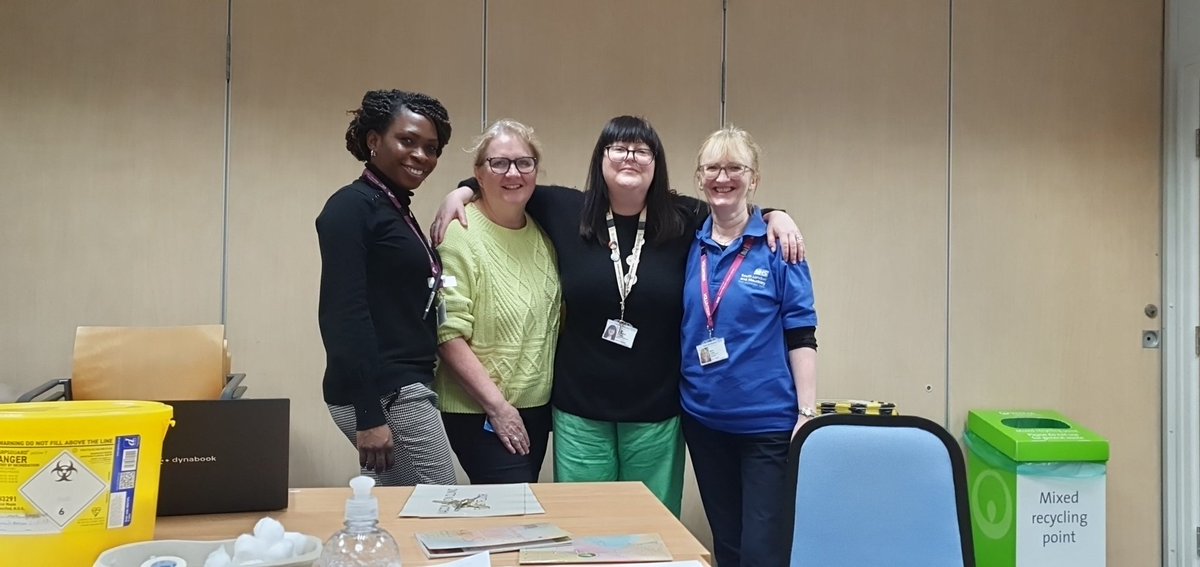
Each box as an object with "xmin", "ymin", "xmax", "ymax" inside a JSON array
[
  {"xmin": 0, "ymin": 435, "xmax": 134, "ymax": 535},
  {"xmin": 20, "ymin": 451, "xmax": 105, "ymax": 528}
]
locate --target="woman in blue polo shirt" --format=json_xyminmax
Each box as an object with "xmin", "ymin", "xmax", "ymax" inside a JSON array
[{"xmin": 680, "ymin": 126, "xmax": 818, "ymax": 567}]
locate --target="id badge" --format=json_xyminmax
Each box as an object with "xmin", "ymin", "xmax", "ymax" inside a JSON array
[
  {"xmin": 436, "ymin": 293, "xmax": 448, "ymax": 326},
  {"xmin": 697, "ymin": 337, "xmax": 729, "ymax": 366},
  {"xmin": 601, "ymin": 319, "xmax": 637, "ymax": 348}
]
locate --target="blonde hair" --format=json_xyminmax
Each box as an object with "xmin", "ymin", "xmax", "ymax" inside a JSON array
[
  {"xmin": 695, "ymin": 125, "xmax": 762, "ymax": 185},
  {"xmin": 466, "ymin": 119, "xmax": 543, "ymax": 167}
]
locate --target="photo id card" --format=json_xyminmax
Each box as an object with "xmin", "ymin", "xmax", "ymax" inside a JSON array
[
  {"xmin": 697, "ymin": 337, "xmax": 729, "ymax": 366},
  {"xmin": 436, "ymin": 295, "xmax": 448, "ymax": 326},
  {"xmin": 601, "ymin": 319, "xmax": 638, "ymax": 348}
]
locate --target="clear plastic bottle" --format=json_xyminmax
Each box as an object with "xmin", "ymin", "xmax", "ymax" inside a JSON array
[{"xmin": 317, "ymin": 476, "xmax": 403, "ymax": 567}]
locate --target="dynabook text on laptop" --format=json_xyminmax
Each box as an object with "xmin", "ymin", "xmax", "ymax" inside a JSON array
[{"xmin": 157, "ymin": 398, "xmax": 289, "ymax": 516}]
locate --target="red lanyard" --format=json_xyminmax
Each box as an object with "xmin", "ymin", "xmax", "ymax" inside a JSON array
[
  {"xmin": 361, "ymin": 168, "xmax": 441, "ymax": 283},
  {"xmin": 699, "ymin": 238, "xmax": 755, "ymax": 337}
]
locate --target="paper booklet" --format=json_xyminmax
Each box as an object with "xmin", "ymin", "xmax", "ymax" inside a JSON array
[
  {"xmin": 400, "ymin": 483, "xmax": 546, "ymax": 518},
  {"xmin": 575, "ymin": 563, "xmax": 703, "ymax": 567},
  {"xmin": 415, "ymin": 522, "xmax": 572, "ymax": 559},
  {"xmin": 435, "ymin": 552, "xmax": 492, "ymax": 566},
  {"xmin": 548, "ymin": 563, "xmax": 703, "ymax": 567},
  {"xmin": 517, "ymin": 533, "xmax": 673, "ymax": 564}
]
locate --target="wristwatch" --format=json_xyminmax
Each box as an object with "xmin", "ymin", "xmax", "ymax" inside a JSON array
[{"xmin": 799, "ymin": 406, "xmax": 818, "ymax": 419}]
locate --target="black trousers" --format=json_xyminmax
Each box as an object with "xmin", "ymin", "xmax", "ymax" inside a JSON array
[
  {"xmin": 682, "ymin": 412, "xmax": 792, "ymax": 567},
  {"xmin": 442, "ymin": 404, "xmax": 552, "ymax": 484}
]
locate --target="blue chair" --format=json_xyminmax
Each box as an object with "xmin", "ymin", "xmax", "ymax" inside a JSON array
[{"xmin": 786, "ymin": 414, "xmax": 974, "ymax": 567}]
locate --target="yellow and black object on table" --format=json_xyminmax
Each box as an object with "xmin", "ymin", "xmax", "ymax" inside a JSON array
[{"xmin": 816, "ymin": 400, "xmax": 898, "ymax": 416}]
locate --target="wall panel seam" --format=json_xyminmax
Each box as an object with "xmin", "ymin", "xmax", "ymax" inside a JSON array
[
  {"xmin": 943, "ymin": 0, "xmax": 954, "ymax": 429},
  {"xmin": 220, "ymin": 0, "xmax": 232, "ymax": 325},
  {"xmin": 482, "ymin": 0, "xmax": 488, "ymax": 129},
  {"xmin": 720, "ymin": 0, "xmax": 727, "ymax": 125}
]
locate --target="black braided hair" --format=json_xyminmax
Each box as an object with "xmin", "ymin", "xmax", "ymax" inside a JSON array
[{"xmin": 344, "ymin": 89, "xmax": 452, "ymax": 162}]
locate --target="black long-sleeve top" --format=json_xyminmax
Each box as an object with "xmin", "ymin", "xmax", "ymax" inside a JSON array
[
  {"xmin": 316, "ymin": 166, "xmax": 440, "ymax": 431},
  {"xmin": 521, "ymin": 185, "xmax": 702, "ymax": 422}
]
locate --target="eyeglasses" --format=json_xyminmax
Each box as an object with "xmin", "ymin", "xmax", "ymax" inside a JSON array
[
  {"xmin": 605, "ymin": 145, "xmax": 655, "ymax": 165},
  {"xmin": 485, "ymin": 156, "xmax": 538, "ymax": 174},
  {"xmin": 698, "ymin": 163, "xmax": 753, "ymax": 180}
]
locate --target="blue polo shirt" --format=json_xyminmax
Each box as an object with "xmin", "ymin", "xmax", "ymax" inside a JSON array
[{"xmin": 680, "ymin": 208, "xmax": 817, "ymax": 434}]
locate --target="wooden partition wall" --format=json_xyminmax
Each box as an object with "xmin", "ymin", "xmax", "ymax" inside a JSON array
[
  {"xmin": 726, "ymin": 0, "xmax": 951, "ymax": 421},
  {"xmin": 0, "ymin": 1, "xmax": 1163, "ymax": 563},
  {"xmin": 0, "ymin": 1, "xmax": 226, "ymax": 393},
  {"xmin": 950, "ymin": 2, "xmax": 1163, "ymax": 565},
  {"xmin": 486, "ymin": 0, "xmax": 723, "ymax": 190}
]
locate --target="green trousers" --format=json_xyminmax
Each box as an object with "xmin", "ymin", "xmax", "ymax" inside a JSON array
[{"xmin": 552, "ymin": 408, "xmax": 685, "ymax": 517}]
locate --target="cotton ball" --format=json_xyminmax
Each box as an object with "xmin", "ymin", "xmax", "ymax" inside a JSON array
[
  {"xmin": 262, "ymin": 539, "xmax": 294, "ymax": 562},
  {"xmin": 233, "ymin": 533, "xmax": 264, "ymax": 558},
  {"xmin": 283, "ymin": 532, "xmax": 308, "ymax": 557},
  {"xmin": 203, "ymin": 545, "xmax": 232, "ymax": 567},
  {"xmin": 232, "ymin": 533, "xmax": 253, "ymax": 555},
  {"xmin": 252, "ymin": 517, "xmax": 285, "ymax": 542}
]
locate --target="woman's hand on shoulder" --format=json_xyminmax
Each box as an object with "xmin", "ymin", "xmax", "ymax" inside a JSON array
[
  {"xmin": 431, "ymin": 185, "xmax": 476, "ymax": 246},
  {"xmin": 763, "ymin": 210, "xmax": 806, "ymax": 264}
]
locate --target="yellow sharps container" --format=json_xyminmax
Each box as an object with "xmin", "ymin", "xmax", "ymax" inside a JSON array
[{"xmin": 0, "ymin": 401, "xmax": 173, "ymax": 566}]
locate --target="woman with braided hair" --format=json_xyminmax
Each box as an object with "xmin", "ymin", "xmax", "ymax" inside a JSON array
[{"xmin": 317, "ymin": 89, "xmax": 458, "ymax": 486}]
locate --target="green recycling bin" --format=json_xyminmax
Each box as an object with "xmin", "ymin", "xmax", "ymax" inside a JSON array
[{"xmin": 965, "ymin": 410, "xmax": 1109, "ymax": 567}]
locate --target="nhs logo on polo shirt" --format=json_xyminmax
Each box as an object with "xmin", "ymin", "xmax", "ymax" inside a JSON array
[{"xmin": 740, "ymin": 268, "xmax": 770, "ymax": 288}]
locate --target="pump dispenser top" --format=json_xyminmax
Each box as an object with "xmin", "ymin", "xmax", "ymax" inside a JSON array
[
  {"xmin": 346, "ymin": 475, "xmax": 379, "ymax": 523},
  {"xmin": 318, "ymin": 475, "xmax": 402, "ymax": 566}
]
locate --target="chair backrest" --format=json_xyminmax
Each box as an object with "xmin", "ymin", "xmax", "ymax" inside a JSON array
[
  {"xmin": 787, "ymin": 414, "xmax": 975, "ymax": 567},
  {"xmin": 70, "ymin": 325, "xmax": 228, "ymax": 401}
]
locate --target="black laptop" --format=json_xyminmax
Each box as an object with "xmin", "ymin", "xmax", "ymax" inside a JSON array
[{"xmin": 157, "ymin": 398, "xmax": 290, "ymax": 516}]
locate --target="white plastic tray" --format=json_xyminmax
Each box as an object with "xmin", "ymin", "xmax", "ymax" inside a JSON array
[{"xmin": 93, "ymin": 535, "xmax": 322, "ymax": 567}]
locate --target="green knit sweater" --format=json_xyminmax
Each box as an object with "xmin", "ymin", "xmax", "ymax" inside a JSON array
[{"xmin": 434, "ymin": 205, "xmax": 561, "ymax": 413}]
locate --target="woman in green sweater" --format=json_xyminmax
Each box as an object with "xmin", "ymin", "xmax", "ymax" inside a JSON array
[{"xmin": 434, "ymin": 119, "xmax": 562, "ymax": 484}]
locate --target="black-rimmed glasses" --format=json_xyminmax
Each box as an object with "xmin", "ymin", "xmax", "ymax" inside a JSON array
[
  {"xmin": 605, "ymin": 145, "xmax": 655, "ymax": 165},
  {"xmin": 485, "ymin": 156, "xmax": 538, "ymax": 174},
  {"xmin": 698, "ymin": 163, "xmax": 753, "ymax": 180}
]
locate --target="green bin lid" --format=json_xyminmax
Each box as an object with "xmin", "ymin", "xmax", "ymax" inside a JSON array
[{"xmin": 967, "ymin": 409, "xmax": 1108, "ymax": 462}]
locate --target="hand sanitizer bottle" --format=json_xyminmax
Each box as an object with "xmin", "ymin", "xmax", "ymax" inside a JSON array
[{"xmin": 317, "ymin": 476, "xmax": 403, "ymax": 567}]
